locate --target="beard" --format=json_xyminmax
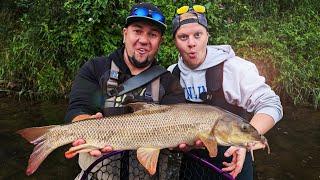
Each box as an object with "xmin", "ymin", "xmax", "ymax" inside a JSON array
[
  {"xmin": 126, "ymin": 49, "xmax": 154, "ymax": 68},
  {"xmin": 128, "ymin": 55, "xmax": 152, "ymax": 68}
]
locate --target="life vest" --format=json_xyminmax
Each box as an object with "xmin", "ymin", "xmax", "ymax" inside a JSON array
[
  {"xmin": 172, "ymin": 62, "xmax": 252, "ymax": 120},
  {"xmin": 102, "ymin": 60, "xmax": 162, "ymax": 116},
  {"xmin": 172, "ymin": 62, "xmax": 254, "ymax": 180},
  {"xmin": 96, "ymin": 59, "xmax": 169, "ymax": 180}
]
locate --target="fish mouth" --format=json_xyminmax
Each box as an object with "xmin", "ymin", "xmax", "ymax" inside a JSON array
[
  {"xmin": 246, "ymin": 138, "xmax": 270, "ymax": 153},
  {"xmin": 245, "ymin": 135, "xmax": 270, "ymax": 161}
]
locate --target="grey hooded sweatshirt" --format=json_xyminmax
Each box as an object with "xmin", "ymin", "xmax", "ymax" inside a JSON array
[{"xmin": 168, "ymin": 45, "xmax": 283, "ymax": 123}]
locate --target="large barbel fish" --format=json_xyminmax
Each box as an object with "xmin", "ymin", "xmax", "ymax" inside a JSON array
[{"xmin": 17, "ymin": 103, "xmax": 269, "ymax": 176}]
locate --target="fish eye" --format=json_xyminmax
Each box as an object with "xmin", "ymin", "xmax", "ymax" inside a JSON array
[{"xmin": 241, "ymin": 123, "xmax": 250, "ymax": 132}]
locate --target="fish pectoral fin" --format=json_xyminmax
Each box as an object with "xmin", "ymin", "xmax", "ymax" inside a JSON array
[
  {"xmin": 65, "ymin": 143, "xmax": 100, "ymax": 159},
  {"xmin": 126, "ymin": 102, "xmax": 171, "ymax": 114},
  {"xmin": 136, "ymin": 147, "xmax": 160, "ymax": 175},
  {"xmin": 198, "ymin": 133, "xmax": 218, "ymax": 158}
]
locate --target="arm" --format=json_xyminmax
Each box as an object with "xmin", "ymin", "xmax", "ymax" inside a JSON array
[
  {"xmin": 65, "ymin": 58, "xmax": 113, "ymax": 156},
  {"xmin": 250, "ymin": 113, "xmax": 275, "ymax": 134},
  {"xmin": 223, "ymin": 58, "xmax": 283, "ymax": 124},
  {"xmin": 222, "ymin": 58, "xmax": 283, "ymax": 178},
  {"xmin": 65, "ymin": 58, "xmax": 106, "ymax": 122}
]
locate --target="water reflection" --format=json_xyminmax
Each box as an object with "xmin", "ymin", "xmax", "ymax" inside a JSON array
[
  {"xmin": 0, "ymin": 97, "xmax": 80, "ymax": 179},
  {"xmin": 0, "ymin": 97, "xmax": 319, "ymax": 179},
  {"xmin": 254, "ymin": 105, "xmax": 320, "ymax": 179}
]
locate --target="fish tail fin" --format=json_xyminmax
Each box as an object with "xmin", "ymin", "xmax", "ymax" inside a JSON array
[
  {"xmin": 17, "ymin": 125, "xmax": 58, "ymax": 175},
  {"xmin": 17, "ymin": 125, "xmax": 57, "ymax": 144}
]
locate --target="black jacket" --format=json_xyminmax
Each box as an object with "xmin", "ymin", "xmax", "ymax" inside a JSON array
[{"xmin": 65, "ymin": 47, "xmax": 185, "ymax": 122}]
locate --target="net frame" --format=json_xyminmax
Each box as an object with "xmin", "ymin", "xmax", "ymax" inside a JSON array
[{"xmin": 80, "ymin": 150, "xmax": 234, "ymax": 180}]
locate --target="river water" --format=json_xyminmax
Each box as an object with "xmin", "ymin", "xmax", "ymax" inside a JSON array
[{"xmin": 0, "ymin": 97, "xmax": 319, "ymax": 179}]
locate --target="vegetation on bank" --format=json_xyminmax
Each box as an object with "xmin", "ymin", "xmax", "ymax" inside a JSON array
[{"xmin": 0, "ymin": 0, "xmax": 319, "ymax": 108}]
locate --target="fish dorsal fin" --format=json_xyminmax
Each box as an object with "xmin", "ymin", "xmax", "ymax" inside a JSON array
[
  {"xmin": 136, "ymin": 147, "xmax": 160, "ymax": 175},
  {"xmin": 126, "ymin": 102, "xmax": 171, "ymax": 115},
  {"xmin": 198, "ymin": 132, "xmax": 218, "ymax": 157}
]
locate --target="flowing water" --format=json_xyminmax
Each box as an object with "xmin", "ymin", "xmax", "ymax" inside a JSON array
[{"xmin": 0, "ymin": 97, "xmax": 319, "ymax": 179}]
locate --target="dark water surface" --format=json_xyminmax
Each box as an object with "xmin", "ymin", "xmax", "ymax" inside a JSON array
[{"xmin": 0, "ymin": 97, "xmax": 319, "ymax": 180}]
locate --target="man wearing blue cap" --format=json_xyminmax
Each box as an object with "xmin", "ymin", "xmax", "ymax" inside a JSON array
[
  {"xmin": 65, "ymin": 2, "xmax": 185, "ymax": 179},
  {"xmin": 168, "ymin": 5, "xmax": 283, "ymax": 180}
]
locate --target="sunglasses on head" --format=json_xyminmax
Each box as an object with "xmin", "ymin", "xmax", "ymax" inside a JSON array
[
  {"xmin": 176, "ymin": 5, "xmax": 206, "ymax": 15},
  {"xmin": 130, "ymin": 7, "xmax": 165, "ymax": 24}
]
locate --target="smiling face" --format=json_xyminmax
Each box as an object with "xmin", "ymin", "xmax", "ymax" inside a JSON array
[
  {"xmin": 123, "ymin": 21, "xmax": 163, "ymax": 69},
  {"xmin": 174, "ymin": 23, "xmax": 208, "ymax": 69}
]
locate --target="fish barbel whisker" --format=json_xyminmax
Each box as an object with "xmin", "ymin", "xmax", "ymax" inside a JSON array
[{"xmin": 246, "ymin": 136, "xmax": 271, "ymax": 161}]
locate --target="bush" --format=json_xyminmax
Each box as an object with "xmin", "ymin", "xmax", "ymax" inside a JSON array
[{"xmin": 0, "ymin": 0, "xmax": 319, "ymax": 108}]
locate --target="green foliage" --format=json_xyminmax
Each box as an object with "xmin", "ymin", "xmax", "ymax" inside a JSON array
[{"xmin": 0, "ymin": 0, "xmax": 319, "ymax": 108}]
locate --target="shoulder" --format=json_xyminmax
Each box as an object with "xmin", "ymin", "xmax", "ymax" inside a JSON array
[
  {"xmin": 167, "ymin": 63, "xmax": 178, "ymax": 73},
  {"xmin": 224, "ymin": 57, "xmax": 258, "ymax": 76},
  {"xmin": 78, "ymin": 56, "xmax": 110, "ymax": 81},
  {"xmin": 90, "ymin": 56, "xmax": 110, "ymax": 69}
]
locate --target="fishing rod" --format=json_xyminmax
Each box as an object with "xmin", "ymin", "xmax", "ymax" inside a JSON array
[{"xmin": 185, "ymin": 152, "xmax": 234, "ymax": 180}]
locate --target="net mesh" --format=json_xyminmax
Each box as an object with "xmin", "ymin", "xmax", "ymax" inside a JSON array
[{"xmin": 80, "ymin": 150, "xmax": 228, "ymax": 180}]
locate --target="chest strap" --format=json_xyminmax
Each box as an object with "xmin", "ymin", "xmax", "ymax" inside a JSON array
[
  {"xmin": 104, "ymin": 61, "xmax": 120, "ymax": 108},
  {"xmin": 104, "ymin": 62, "xmax": 164, "ymax": 111},
  {"xmin": 115, "ymin": 65, "xmax": 167, "ymax": 97},
  {"xmin": 151, "ymin": 78, "xmax": 160, "ymax": 102},
  {"xmin": 172, "ymin": 62, "xmax": 252, "ymax": 120}
]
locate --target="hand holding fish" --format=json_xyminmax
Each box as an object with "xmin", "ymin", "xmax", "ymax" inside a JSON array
[
  {"xmin": 222, "ymin": 146, "xmax": 246, "ymax": 178},
  {"xmin": 71, "ymin": 139, "xmax": 113, "ymax": 157},
  {"xmin": 69, "ymin": 112, "xmax": 113, "ymax": 158},
  {"xmin": 175, "ymin": 139, "xmax": 204, "ymax": 152},
  {"xmin": 222, "ymin": 141, "xmax": 268, "ymax": 178}
]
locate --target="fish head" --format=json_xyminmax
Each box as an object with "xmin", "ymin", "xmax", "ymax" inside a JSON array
[{"xmin": 213, "ymin": 112, "xmax": 267, "ymax": 149}]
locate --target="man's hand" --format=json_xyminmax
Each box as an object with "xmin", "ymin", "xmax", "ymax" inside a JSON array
[
  {"xmin": 71, "ymin": 139, "xmax": 113, "ymax": 157},
  {"xmin": 172, "ymin": 140, "xmax": 204, "ymax": 152},
  {"xmin": 72, "ymin": 112, "xmax": 103, "ymax": 122},
  {"xmin": 69, "ymin": 112, "xmax": 113, "ymax": 157},
  {"xmin": 222, "ymin": 146, "xmax": 246, "ymax": 179}
]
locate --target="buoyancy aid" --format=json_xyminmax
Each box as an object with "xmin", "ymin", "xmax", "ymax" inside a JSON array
[
  {"xmin": 95, "ymin": 60, "xmax": 170, "ymax": 179},
  {"xmin": 102, "ymin": 60, "xmax": 164, "ymax": 116},
  {"xmin": 172, "ymin": 62, "xmax": 254, "ymax": 180},
  {"xmin": 172, "ymin": 62, "xmax": 252, "ymax": 120}
]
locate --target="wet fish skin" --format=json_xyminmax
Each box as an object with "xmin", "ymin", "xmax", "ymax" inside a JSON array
[{"xmin": 17, "ymin": 103, "xmax": 267, "ymax": 176}]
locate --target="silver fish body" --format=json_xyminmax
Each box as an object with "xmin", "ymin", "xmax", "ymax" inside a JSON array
[{"xmin": 17, "ymin": 103, "xmax": 267, "ymax": 175}]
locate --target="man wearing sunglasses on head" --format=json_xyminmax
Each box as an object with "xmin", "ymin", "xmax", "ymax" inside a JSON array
[
  {"xmin": 65, "ymin": 2, "xmax": 185, "ymax": 179},
  {"xmin": 168, "ymin": 5, "xmax": 283, "ymax": 180}
]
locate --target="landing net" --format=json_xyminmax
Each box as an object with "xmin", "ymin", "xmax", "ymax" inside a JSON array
[{"xmin": 79, "ymin": 150, "xmax": 233, "ymax": 180}]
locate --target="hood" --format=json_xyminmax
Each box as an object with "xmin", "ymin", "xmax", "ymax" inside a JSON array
[
  {"xmin": 175, "ymin": 45, "xmax": 236, "ymax": 102},
  {"xmin": 178, "ymin": 45, "xmax": 236, "ymax": 73}
]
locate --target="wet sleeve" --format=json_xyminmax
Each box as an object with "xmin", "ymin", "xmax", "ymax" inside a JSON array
[
  {"xmin": 160, "ymin": 72, "xmax": 186, "ymax": 105},
  {"xmin": 223, "ymin": 58, "xmax": 283, "ymax": 123},
  {"xmin": 64, "ymin": 60, "xmax": 104, "ymax": 122}
]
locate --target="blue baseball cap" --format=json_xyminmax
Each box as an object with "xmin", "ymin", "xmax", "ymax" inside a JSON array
[{"xmin": 125, "ymin": 3, "xmax": 167, "ymax": 34}]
